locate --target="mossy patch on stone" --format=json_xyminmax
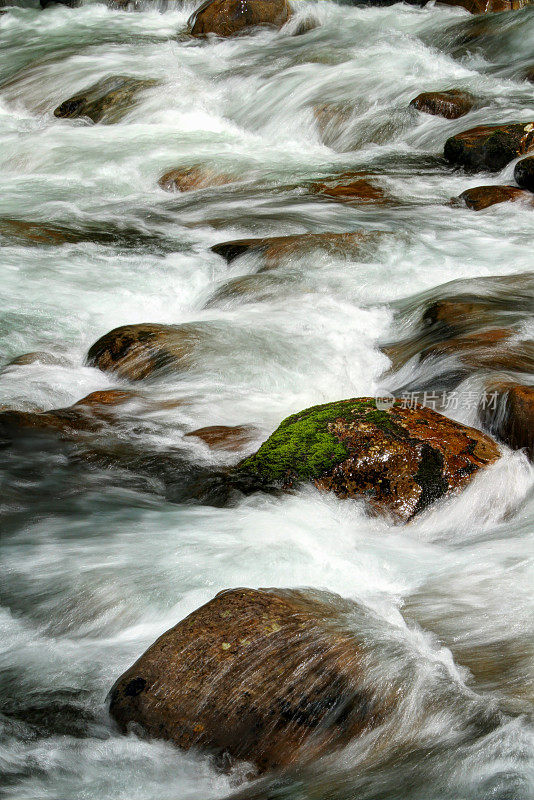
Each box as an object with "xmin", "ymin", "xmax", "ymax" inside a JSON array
[{"xmin": 237, "ymin": 398, "xmax": 395, "ymax": 484}]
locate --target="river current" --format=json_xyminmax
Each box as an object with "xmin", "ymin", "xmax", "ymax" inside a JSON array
[{"xmin": 0, "ymin": 1, "xmax": 533, "ymax": 798}]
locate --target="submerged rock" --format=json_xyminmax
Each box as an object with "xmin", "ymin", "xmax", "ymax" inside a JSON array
[
  {"xmin": 436, "ymin": 0, "xmax": 528, "ymax": 12},
  {"xmin": 86, "ymin": 323, "xmax": 205, "ymax": 381},
  {"xmin": 478, "ymin": 382, "xmax": 534, "ymax": 460},
  {"xmin": 54, "ymin": 76, "xmax": 158, "ymax": 124},
  {"xmin": 6, "ymin": 351, "xmax": 68, "ymax": 368},
  {"xmin": 109, "ymin": 587, "xmax": 388, "ymax": 772},
  {"xmin": 158, "ymin": 166, "xmax": 238, "ymax": 193},
  {"xmin": 309, "ymin": 173, "xmax": 387, "ymax": 204},
  {"xmin": 514, "ymin": 156, "xmax": 534, "ymax": 192},
  {"xmin": 455, "ymin": 185, "xmax": 534, "ymax": 211},
  {"xmin": 184, "ymin": 424, "xmax": 259, "ymax": 451},
  {"xmin": 230, "ymin": 398, "xmax": 499, "ymax": 522},
  {"xmin": 188, "ymin": 0, "xmax": 292, "ymax": 37},
  {"xmin": 444, "ymin": 122, "xmax": 534, "ymax": 173},
  {"xmin": 417, "ymin": 328, "xmax": 534, "ymax": 375},
  {"xmin": 0, "ymin": 389, "xmax": 137, "ymax": 443},
  {"xmin": 410, "ymin": 90, "xmax": 475, "ymax": 120},
  {"xmin": 211, "ymin": 231, "xmax": 385, "ymax": 267}
]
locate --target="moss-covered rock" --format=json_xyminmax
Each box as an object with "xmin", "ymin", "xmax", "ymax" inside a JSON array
[{"xmin": 233, "ymin": 398, "xmax": 499, "ymax": 522}]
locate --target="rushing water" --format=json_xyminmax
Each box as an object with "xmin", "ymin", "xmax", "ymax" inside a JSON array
[{"xmin": 1, "ymin": 1, "xmax": 534, "ymax": 798}]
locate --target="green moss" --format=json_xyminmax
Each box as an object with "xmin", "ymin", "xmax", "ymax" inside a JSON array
[{"xmin": 238, "ymin": 398, "xmax": 396, "ymax": 484}]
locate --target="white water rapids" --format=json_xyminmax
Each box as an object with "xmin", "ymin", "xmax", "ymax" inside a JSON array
[{"xmin": 0, "ymin": 1, "xmax": 533, "ymax": 798}]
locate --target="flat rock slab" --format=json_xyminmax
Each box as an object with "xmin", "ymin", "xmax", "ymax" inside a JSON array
[
  {"xmin": 109, "ymin": 587, "xmax": 388, "ymax": 772},
  {"xmin": 456, "ymin": 185, "xmax": 534, "ymax": 211},
  {"xmin": 232, "ymin": 398, "xmax": 500, "ymax": 522},
  {"xmin": 211, "ymin": 231, "xmax": 385, "ymax": 267}
]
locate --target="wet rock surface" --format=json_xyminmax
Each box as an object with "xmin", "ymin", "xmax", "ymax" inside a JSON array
[
  {"xmin": 184, "ymin": 424, "xmax": 259, "ymax": 451},
  {"xmin": 455, "ymin": 185, "xmax": 534, "ymax": 211},
  {"xmin": 309, "ymin": 174, "xmax": 387, "ymax": 204},
  {"xmin": 478, "ymin": 382, "xmax": 534, "ymax": 460},
  {"xmin": 514, "ymin": 156, "xmax": 534, "ymax": 192},
  {"xmin": 230, "ymin": 398, "xmax": 500, "ymax": 522},
  {"xmin": 444, "ymin": 122, "xmax": 534, "ymax": 173},
  {"xmin": 211, "ymin": 231, "xmax": 386, "ymax": 267},
  {"xmin": 158, "ymin": 165, "xmax": 238, "ymax": 193},
  {"xmin": 54, "ymin": 76, "xmax": 158, "ymax": 124},
  {"xmin": 109, "ymin": 587, "xmax": 387, "ymax": 772},
  {"xmin": 86, "ymin": 323, "xmax": 205, "ymax": 381},
  {"xmin": 410, "ymin": 89, "xmax": 475, "ymax": 119},
  {"xmin": 188, "ymin": 0, "xmax": 292, "ymax": 37}
]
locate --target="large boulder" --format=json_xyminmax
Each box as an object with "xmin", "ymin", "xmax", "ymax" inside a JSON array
[
  {"xmin": 211, "ymin": 231, "xmax": 386, "ymax": 268},
  {"xmin": 444, "ymin": 122, "xmax": 534, "ymax": 173},
  {"xmin": 478, "ymin": 382, "xmax": 534, "ymax": 460},
  {"xmin": 86, "ymin": 323, "xmax": 205, "ymax": 381},
  {"xmin": 188, "ymin": 0, "xmax": 292, "ymax": 37},
  {"xmin": 455, "ymin": 185, "xmax": 534, "ymax": 211},
  {"xmin": 54, "ymin": 76, "xmax": 158, "ymax": 124},
  {"xmin": 410, "ymin": 90, "xmax": 475, "ymax": 120},
  {"xmin": 109, "ymin": 587, "xmax": 388, "ymax": 772},
  {"xmin": 514, "ymin": 156, "xmax": 534, "ymax": 192},
  {"xmin": 230, "ymin": 398, "xmax": 500, "ymax": 522},
  {"xmin": 437, "ymin": 0, "xmax": 528, "ymax": 12}
]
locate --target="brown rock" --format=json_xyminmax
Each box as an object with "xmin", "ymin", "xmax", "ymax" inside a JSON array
[
  {"xmin": 419, "ymin": 329, "xmax": 534, "ymax": 374},
  {"xmin": 526, "ymin": 67, "xmax": 534, "ymax": 84},
  {"xmin": 0, "ymin": 389, "xmax": 136, "ymax": 442},
  {"xmin": 444, "ymin": 122, "xmax": 534, "ymax": 173},
  {"xmin": 479, "ymin": 382, "xmax": 534, "ymax": 460},
  {"xmin": 232, "ymin": 398, "xmax": 500, "ymax": 523},
  {"xmin": 514, "ymin": 156, "xmax": 534, "ymax": 192},
  {"xmin": 158, "ymin": 166, "xmax": 237, "ymax": 193},
  {"xmin": 6, "ymin": 351, "xmax": 68, "ymax": 368},
  {"xmin": 86, "ymin": 323, "xmax": 204, "ymax": 381},
  {"xmin": 437, "ymin": 0, "xmax": 528, "ymax": 12},
  {"xmin": 54, "ymin": 76, "xmax": 158, "ymax": 124},
  {"xmin": 185, "ymin": 424, "xmax": 259, "ymax": 451},
  {"xmin": 410, "ymin": 90, "xmax": 475, "ymax": 120},
  {"xmin": 188, "ymin": 0, "xmax": 292, "ymax": 37},
  {"xmin": 455, "ymin": 185, "xmax": 534, "ymax": 211},
  {"xmin": 109, "ymin": 587, "xmax": 388, "ymax": 772},
  {"xmin": 310, "ymin": 173, "xmax": 386, "ymax": 204},
  {"xmin": 313, "ymin": 103, "xmax": 351, "ymax": 145},
  {"xmin": 211, "ymin": 231, "xmax": 385, "ymax": 267}
]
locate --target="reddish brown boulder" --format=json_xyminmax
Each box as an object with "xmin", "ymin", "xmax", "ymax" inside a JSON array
[
  {"xmin": 410, "ymin": 90, "xmax": 475, "ymax": 120},
  {"xmin": 232, "ymin": 398, "xmax": 499, "ymax": 522},
  {"xmin": 444, "ymin": 122, "xmax": 534, "ymax": 173},
  {"xmin": 514, "ymin": 156, "xmax": 534, "ymax": 193},
  {"xmin": 455, "ymin": 185, "xmax": 534, "ymax": 211},
  {"xmin": 479, "ymin": 382, "xmax": 534, "ymax": 460},
  {"xmin": 211, "ymin": 231, "xmax": 386, "ymax": 267},
  {"xmin": 188, "ymin": 0, "xmax": 292, "ymax": 37},
  {"xmin": 109, "ymin": 587, "xmax": 389, "ymax": 772},
  {"xmin": 185, "ymin": 424, "xmax": 259, "ymax": 451},
  {"xmin": 158, "ymin": 166, "xmax": 237, "ymax": 193},
  {"xmin": 86, "ymin": 323, "xmax": 205, "ymax": 381},
  {"xmin": 310, "ymin": 173, "xmax": 386, "ymax": 204}
]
